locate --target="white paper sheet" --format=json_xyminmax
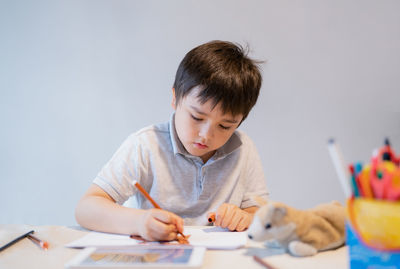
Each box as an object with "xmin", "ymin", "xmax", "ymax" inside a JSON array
[{"xmin": 65, "ymin": 226, "xmax": 247, "ymax": 250}]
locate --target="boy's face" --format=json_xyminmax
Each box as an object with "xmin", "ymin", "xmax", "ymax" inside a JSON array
[{"xmin": 172, "ymin": 86, "xmax": 243, "ymax": 163}]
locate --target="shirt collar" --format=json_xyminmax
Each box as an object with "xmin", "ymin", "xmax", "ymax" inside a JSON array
[
  {"xmin": 169, "ymin": 113, "xmax": 243, "ymax": 161},
  {"xmin": 212, "ymin": 131, "xmax": 242, "ymax": 160}
]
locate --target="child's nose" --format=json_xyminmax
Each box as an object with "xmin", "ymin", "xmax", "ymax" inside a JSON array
[{"xmin": 199, "ymin": 123, "xmax": 214, "ymax": 140}]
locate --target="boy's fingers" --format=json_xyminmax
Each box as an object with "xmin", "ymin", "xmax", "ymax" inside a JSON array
[
  {"xmin": 177, "ymin": 218, "xmax": 184, "ymax": 234},
  {"xmin": 165, "ymin": 231, "xmax": 178, "ymax": 241},
  {"xmin": 227, "ymin": 211, "xmax": 241, "ymax": 231},
  {"xmin": 167, "ymin": 212, "xmax": 184, "ymax": 234},
  {"xmin": 147, "ymin": 218, "xmax": 178, "ymax": 241},
  {"xmin": 169, "ymin": 212, "xmax": 184, "ymax": 234},
  {"xmin": 236, "ymin": 213, "xmax": 251, "ymax": 232},
  {"xmin": 215, "ymin": 204, "xmax": 228, "ymax": 226},
  {"xmin": 236, "ymin": 217, "xmax": 249, "ymax": 232},
  {"xmin": 150, "ymin": 209, "xmax": 173, "ymax": 223},
  {"xmin": 148, "ymin": 209, "xmax": 184, "ymax": 239},
  {"xmin": 221, "ymin": 204, "xmax": 238, "ymax": 228},
  {"xmin": 151, "ymin": 209, "xmax": 183, "ymax": 228},
  {"xmin": 214, "ymin": 204, "xmax": 250, "ymax": 231},
  {"xmin": 221, "ymin": 208, "xmax": 234, "ymax": 228}
]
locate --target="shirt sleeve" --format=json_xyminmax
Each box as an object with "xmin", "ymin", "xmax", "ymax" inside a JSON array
[
  {"xmin": 240, "ymin": 135, "xmax": 269, "ymax": 209},
  {"xmin": 93, "ymin": 134, "xmax": 146, "ymax": 205}
]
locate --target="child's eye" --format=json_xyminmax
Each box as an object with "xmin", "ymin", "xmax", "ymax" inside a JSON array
[
  {"xmin": 219, "ymin": 124, "xmax": 231, "ymax": 130},
  {"xmin": 265, "ymin": 223, "xmax": 272, "ymax": 229},
  {"xmin": 191, "ymin": 115, "xmax": 202, "ymax": 121}
]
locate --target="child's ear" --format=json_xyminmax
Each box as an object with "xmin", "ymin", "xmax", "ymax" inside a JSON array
[{"xmin": 171, "ymin": 88, "xmax": 177, "ymax": 110}]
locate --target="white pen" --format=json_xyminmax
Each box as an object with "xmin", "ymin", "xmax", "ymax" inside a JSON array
[{"xmin": 327, "ymin": 138, "xmax": 352, "ymax": 198}]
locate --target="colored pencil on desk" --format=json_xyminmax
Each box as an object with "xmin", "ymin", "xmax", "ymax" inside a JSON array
[
  {"xmin": 253, "ymin": 255, "xmax": 277, "ymax": 269},
  {"xmin": 0, "ymin": 230, "xmax": 34, "ymax": 252},
  {"xmin": 27, "ymin": 234, "xmax": 49, "ymax": 250}
]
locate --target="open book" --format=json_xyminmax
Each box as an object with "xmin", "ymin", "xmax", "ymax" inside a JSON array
[{"xmin": 65, "ymin": 226, "xmax": 247, "ymax": 250}]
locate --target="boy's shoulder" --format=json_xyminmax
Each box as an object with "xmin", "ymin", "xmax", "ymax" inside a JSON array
[
  {"xmin": 123, "ymin": 121, "xmax": 170, "ymax": 147},
  {"xmin": 132, "ymin": 121, "xmax": 169, "ymax": 137},
  {"xmin": 234, "ymin": 129, "xmax": 254, "ymax": 145}
]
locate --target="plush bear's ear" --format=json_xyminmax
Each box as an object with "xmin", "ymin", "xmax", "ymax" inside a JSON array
[
  {"xmin": 252, "ymin": 196, "xmax": 268, "ymax": 207},
  {"xmin": 273, "ymin": 205, "xmax": 287, "ymax": 221}
]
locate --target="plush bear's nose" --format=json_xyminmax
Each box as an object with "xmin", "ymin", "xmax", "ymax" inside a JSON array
[{"xmin": 248, "ymin": 234, "xmax": 253, "ymax": 239}]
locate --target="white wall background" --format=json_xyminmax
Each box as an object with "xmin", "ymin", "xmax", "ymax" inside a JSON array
[{"xmin": 1, "ymin": 0, "xmax": 399, "ymax": 226}]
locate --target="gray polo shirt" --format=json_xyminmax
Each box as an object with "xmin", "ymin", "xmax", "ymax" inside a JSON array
[{"xmin": 94, "ymin": 114, "xmax": 268, "ymax": 225}]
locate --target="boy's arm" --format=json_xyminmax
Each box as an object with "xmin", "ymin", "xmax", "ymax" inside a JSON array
[
  {"xmin": 243, "ymin": 206, "xmax": 259, "ymax": 214},
  {"xmin": 75, "ymin": 184, "xmax": 184, "ymax": 241}
]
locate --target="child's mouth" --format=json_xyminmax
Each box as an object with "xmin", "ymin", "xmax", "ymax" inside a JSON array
[{"xmin": 194, "ymin": 142, "xmax": 208, "ymax": 149}]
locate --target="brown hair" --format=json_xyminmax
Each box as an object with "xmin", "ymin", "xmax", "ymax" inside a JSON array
[{"xmin": 173, "ymin": 40, "xmax": 263, "ymax": 122}]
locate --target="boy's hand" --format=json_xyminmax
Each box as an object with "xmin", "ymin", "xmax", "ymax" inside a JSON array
[
  {"xmin": 214, "ymin": 203, "xmax": 253, "ymax": 232},
  {"xmin": 138, "ymin": 208, "xmax": 184, "ymax": 241}
]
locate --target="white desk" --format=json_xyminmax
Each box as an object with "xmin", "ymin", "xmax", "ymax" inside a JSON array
[{"xmin": 0, "ymin": 224, "xmax": 348, "ymax": 269}]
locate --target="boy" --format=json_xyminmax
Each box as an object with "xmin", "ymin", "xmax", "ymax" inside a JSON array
[{"xmin": 75, "ymin": 40, "xmax": 268, "ymax": 241}]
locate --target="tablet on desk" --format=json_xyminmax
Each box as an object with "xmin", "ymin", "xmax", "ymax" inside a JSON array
[{"xmin": 65, "ymin": 246, "xmax": 206, "ymax": 269}]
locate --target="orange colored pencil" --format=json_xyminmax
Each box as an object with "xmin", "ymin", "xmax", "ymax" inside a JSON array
[
  {"xmin": 132, "ymin": 181, "xmax": 161, "ymax": 209},
  {"xmin": 253, "ymin": 255, "xmax": 277, "ymax": 269},
  {"xmin": 27, "ymin": 234, "xmax": 49, "ymax": 250}
]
